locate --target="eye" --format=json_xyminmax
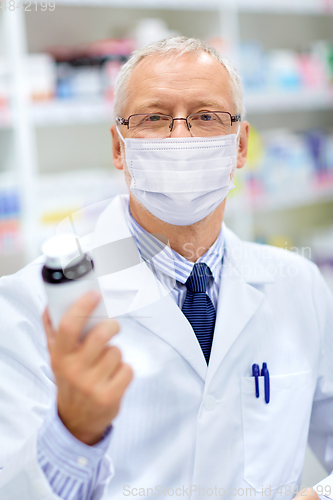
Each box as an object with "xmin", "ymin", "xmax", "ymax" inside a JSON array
[
  {"xmin": 200, "ymin": 113, "xmax": 214, "ymax": 122},
  {"xmin": 147, "ymin": 114, "xmax": 162, "ymax": 122}
]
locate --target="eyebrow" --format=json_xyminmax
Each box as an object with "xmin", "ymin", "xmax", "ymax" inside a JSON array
[
  {"xmin": 133, "ymin": 100, "xmax": 229, "ymax": 114},
  {"xmin": 135, "ymin": 102, "xmax": 163, "ymax": 112}
]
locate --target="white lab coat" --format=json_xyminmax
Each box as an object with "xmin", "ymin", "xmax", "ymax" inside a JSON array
[{"xmin": 0, "ymin": 194, "xmax": 332, "ymax": 500}]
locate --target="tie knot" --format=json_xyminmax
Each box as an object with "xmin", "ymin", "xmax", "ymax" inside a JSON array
[{"xmin": 185, "ymin": 263, "xmax": 212, "ymax": 293}]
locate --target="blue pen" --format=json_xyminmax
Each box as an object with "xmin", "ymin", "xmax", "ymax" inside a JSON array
[
  {"xmin": 252, "ymin": 363, "xmax": 260, "ymax": 398},
  {"xmin": 261, "ymin": 362, "xmax": 270, "ymax": 404}
]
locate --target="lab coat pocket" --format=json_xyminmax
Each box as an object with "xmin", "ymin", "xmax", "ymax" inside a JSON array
[{"xmin": 241, "ymin": 371, "xmax": 314, "ymax": 492}]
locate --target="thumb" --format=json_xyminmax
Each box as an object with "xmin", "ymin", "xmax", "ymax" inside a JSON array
[
  {"xmin": 295, "ymin": 488, "xmax": 319, "ymax": 500},
  {"xmin": 42, "ymin": 307, "xmax": 56, "ymax": 351}
]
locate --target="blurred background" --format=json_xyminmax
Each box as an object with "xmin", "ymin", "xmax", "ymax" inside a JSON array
[{"xmin": 0, "ymin": 0, "xmax": 333, "ymax": 485}]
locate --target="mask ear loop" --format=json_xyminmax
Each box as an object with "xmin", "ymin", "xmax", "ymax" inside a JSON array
[
  {"xmin": 236, "ymin": 122, "xmax": 241, "ymax": 140},
  {"xmin": 234, "ymin": 122, "xmax": 242, "ymax": 155},
  {"xmin": 230, "ymin": 123, "xmax": 242, "ymax": 182},
  {"xmin": 116, "ymin": 125, "xmax": 125, "ymax": 144}
]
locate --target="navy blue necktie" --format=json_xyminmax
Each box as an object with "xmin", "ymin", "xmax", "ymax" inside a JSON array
[{"xmin": 182, "ymin": 262, "xmax": 216, "ymax": 364}]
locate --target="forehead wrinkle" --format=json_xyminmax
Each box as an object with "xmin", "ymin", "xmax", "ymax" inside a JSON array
[
  {"xmin": 129, "ymin": 56, "xmax": 231, "ymax": 92},
  {"xmin": 133, "ymin": 100, "xmax": 231, "ymax": 114},
  {"xmin": 125, "ymin": 52, "xmax": 234, "ymax": 115},
  {"xmin": 129, "ymin": 84, "xmax": 233, "ymax": 111},
  {"xmin": 132, "ymin": 76, "xmax": 231, "ymax": 94}
]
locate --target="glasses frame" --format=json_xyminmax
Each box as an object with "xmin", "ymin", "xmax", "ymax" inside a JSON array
[{"xmin": 116, "ymin": 111, "xmax": 241, "ymax": 135}]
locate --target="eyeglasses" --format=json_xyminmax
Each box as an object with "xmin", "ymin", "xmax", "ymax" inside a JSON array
[{"xmin": 116, "ymin": 111, "xmax": 241, "ymax": 138}]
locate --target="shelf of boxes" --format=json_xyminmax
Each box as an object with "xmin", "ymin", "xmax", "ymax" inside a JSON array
[
  {"xmin": 0, "ymin": 174, "xmax": 23, "ymax": 256},
  {"xmin": 34, "ymin": 169, "xmax": 127, "ymax": 249},
  {"xmin": 236, "ymin": 0, "xmax": 333, "ymax": 14},
  {"xmin": 244, "ymin": 88, "xmax": 333, "ymax": 114},
  {"xmin": 227, "ymin": 179, "xmax": 333, "ymax": 215},
  {"xmin": 31, "ymin": 98, "xmax": 114, "ymax": 126},
  {"xmin": 42, "ymin": 0, "xmax": 220, "ymax": 10},
  {"xmin": 1, "ymin": 88, "xmax": 333, "ymax": 128},
  {"xmin": 40, "ymin": 0, "xmax": 234, "ymax": 11},
  {"xmin": 0, "ymin": 57, "xmax": 12, "ymax": 128},
  {"xmin": 0, "ymin": 106, "xmax": 12, "ymax": 128},
  {"xmin": 25, "ymin": 89, "xmax": 333, "ymax": 127},
  {"xmin": 1, "ymin": 0, "xmax": 333, "ymax": 271},
  {"xmin": 42, "ymin": 0, "xmax": 333, "ymax": 15}
]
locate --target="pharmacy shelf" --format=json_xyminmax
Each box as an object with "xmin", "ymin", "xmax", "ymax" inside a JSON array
[
  {"xmin": 0, "ymin": 251, "xmax": 26, "ymax": 277},
  {"xmin": 228, "ymin": 181, "xmax": 333, "ymax": 214},
  {"xmin": 3, "ymin": 89, "xmax": 333, "ymax": 129},
  {"xmin": 48, "ymin": 0, "xmax": 333, "ymax": 14},
  {"xmin": 45, "ymin": 0, "xmax": 333, "ymax": 15},
  {"xmin": 236, "ymin": 0, "xmax": 333, "ymax": 14},
  {"xmin": 253, "ymin": 183, "xmax": 333, "ymax": 212},
  {"xmin": 245, "ymin": 88, "xmax": 333, "ymax": 114},
  {"xmin": 0, "ymin": 107, "xmax": 12, "ymax": 128},
  {"xmin": 28, "ymin": 89, "xmax": 333, "ymax": 127},
  {"xmin": 31, "ymin": 99, "xmax": 114, "ymax": 126},
  {"xmin": 37, "ymin": 0, "xmax": 221, "ymax": 11},
  {"xmin": 3, "ymin": 1, "xmax": 333, "ymax": 268}
]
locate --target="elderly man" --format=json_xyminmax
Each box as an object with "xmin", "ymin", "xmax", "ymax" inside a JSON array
[{"xmin": 0, "ymin": 37, "xmax": 332, "ymax": 500}]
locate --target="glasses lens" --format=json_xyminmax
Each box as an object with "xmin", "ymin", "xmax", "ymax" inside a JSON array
[
  {"xmin": 128, "ymin": 114, "xmax": 172, "ymax": 138},
  {"xmin": 188, "ymin": 112, "xmax": 231, "ymax": 137}
]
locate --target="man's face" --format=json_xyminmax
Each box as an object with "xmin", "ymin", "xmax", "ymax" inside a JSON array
[{"xmin": 111, "ymin": 50, "xmax": 249, "ymax": 190}]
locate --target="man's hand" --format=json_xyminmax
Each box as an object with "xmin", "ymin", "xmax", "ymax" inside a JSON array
[
  {"xmin": 42, "ymin": 291, "xmax": 133, "ymax": 445},
  {"xmin": 295, "ymin": 488, "xmax": 320, "ymax": 500}
]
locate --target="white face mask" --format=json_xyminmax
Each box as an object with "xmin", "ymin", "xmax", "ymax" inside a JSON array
[{"xmin": 117, "ymin": 126, "xmax": 240, "ymax": 226}]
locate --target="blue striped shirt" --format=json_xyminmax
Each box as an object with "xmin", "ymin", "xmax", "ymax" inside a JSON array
[
  {"xmin": 36, "ymin": 199, "xmax": 225, "ymax": 500},
  {"xmin": 124, "ymin": 199, "xmax": 224, "ymax": 311},
  {"xmin": 37, "ymin": 402, "xmax": 113, "ymax": 500}
]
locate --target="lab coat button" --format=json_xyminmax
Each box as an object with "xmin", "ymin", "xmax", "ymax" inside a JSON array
[
  {"xmin": 204, "ymin": 395, "xmax": 217, "ymax": 411},
  {"xmin": 35, "ymin": 482, "xmax": 47, "ymax": 496},
  {"xmin": 77, "ymin": 456, "xmax": 88, "ymax": 467}
]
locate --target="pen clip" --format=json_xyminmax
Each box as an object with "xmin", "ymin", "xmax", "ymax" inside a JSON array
[
  {"xmin": 252, "ymin": 363, "xmax": 260, "ymax": 398},
  {"xmin": 261, "ymin": 362, "xmax": 270, "ymax": 404}
]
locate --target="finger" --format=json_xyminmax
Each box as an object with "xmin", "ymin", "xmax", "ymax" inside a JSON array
[
  {"xmin": 89, "ymin": 345, "xmax": 122, "ymax": 384},
  {"xmin": 42, "ymin": 307, "xmax": 56, "ymax": 351},
  {"xmin": 105, "ymin": 363, "xmax": 133, "ymax": 401},
  {"xmin": 295, "ymin": 489, "xmax": 319, "ymax": 500},
  {"xmin": 79, "ymin": 319, "xmax": 120, "ymax": 366},
  {"xmin": 56, "ymin": 291, "xmax": 101, "ymax": 354}
]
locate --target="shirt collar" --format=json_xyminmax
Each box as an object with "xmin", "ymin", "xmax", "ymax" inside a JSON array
[{"xmin": 124, "ymin": 199, "xmax": 224, "ymax": 286}]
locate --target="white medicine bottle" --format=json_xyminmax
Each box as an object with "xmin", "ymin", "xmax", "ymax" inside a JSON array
[{"xmin": 41, "ymin": 233, "xmax": 108, "ymax": 339}]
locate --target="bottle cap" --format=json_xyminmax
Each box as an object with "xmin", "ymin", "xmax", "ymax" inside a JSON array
[{"xmin": 42, "ymin": 233, "xmax": 82, "ymax": 269}]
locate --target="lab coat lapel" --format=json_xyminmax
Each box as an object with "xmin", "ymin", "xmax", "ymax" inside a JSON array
[
  {"xmin": 91, "ymin": 195, "xmax": 143, "ymax": 318},
  {"xmin": 130, "ymin": 286, "xmax": 208, "ymax": 381},
  {"xmin": 92, "ymin": 195, "xmax": 207, "ymax": 381},
  {"xmin": 205, "ymin": 226, "xmax": 275, "ymax": 387}
]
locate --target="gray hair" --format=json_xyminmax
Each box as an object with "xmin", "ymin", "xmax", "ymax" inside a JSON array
[{"xmin": 113, "ymin": 36, "xmax": 245, "ymax": 121}]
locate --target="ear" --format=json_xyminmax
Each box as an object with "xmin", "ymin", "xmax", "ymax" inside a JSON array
[
  {"xmin": 111, "ymin": 124, "xmax": 124, "ymax": 171},
  {"xmin": 236, "ymin": 121, "xmax": 250, "ymax": 170}
]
